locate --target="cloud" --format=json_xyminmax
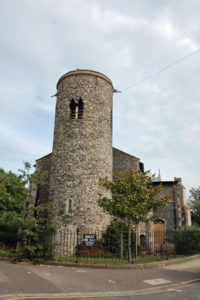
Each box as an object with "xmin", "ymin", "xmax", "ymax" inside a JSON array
[{"xmin": 0, "ymin": 0, "xmax": 200, "ymax": 194}]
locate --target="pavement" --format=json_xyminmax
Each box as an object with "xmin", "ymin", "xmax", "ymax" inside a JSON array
[{"xmin": 0, "ymin": 256, "xmax": 200, "ymax": 299}]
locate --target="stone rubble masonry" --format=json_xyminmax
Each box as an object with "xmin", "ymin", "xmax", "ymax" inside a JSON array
[
  {"xmin": 36, "ymin": 146, "xmax": 141, "ymax": 210},
  {"xmin": 153, "ymin": 178, "xmax": 188, "ymax": 231},
  {"xmin": 35, "ymin": 153, "xmax": 51, "ymax": 205},
  {"xmin": 48, "ymin": 70, "xmax": 114, "ymax": 233},
  {"xmin": 35, "ymin": 69, "xmax": 190, "ymax": 255},
  {"xmin": 113, "ymin": 147, "xmax": 140, "ymax": 176},
  {"xmin": 35, "ymin": 146, "xmax": 141, "ymax": 228}
]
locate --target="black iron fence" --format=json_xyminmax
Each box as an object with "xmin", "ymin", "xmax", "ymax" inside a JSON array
[
  {"xmin": 54, "ymin": 228, "xmax": 200, "ymax": 264},
  {"xmin": 1, "ymin": 227, "xmax": 200, "ymax": 264}
]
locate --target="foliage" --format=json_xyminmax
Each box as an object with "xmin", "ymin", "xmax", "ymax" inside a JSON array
[
  {"xmin": 102, "ymin": 221, "xmax": 135, "ymax": 258},
  {"xmin": 98, "ymin": 170, "xmax": 170, "ymax": 227},
  {"xmin": 0, "ymin": 168, "xmax": 26, "ymax": 248},
  {"xmin": 188, "ymin": 186, "xmax": 200, "ymax": 225},
  {"xmin": 77, "ymin": 222, "xmax": 135, "ymax": 259},
  {"xmin": 174, "ymin": 225, "xmax": 200, "ymax": 255},
  {"xmin": 0, "ymin": 163, "xmax": 55, "ymax": 262},
  {"xmin": 78, "ymin": 240, "xmax": 111, "ymax": 258},
  {"xmin": 98, "ymin": 170, "xmax": 170, "ymax": 261}
]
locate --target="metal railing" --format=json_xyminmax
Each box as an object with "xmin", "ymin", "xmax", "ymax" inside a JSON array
[
  {"xmin": 1, "ymin": 228, "xmax": 200, "ymax": 264},
  {"xmin": 54, "ymin": 228, "xmax": 198, "ymax": 264}
]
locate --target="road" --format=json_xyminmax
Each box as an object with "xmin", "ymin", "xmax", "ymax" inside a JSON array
[{"xmin": 0, "ymin": 257, "xmax": 200, "ymax": 300}]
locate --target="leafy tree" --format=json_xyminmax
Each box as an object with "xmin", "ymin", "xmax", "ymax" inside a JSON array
[
  {"xmin": 103, "ymin": 221, "xmax": 135, "ymax": 259},
  {"xmin": 189, "ymin": 187, "xmax": 200, "ymax": 225},
  {"xmin": 0, "ymin": 168, "xmax": 26, "ymax": 248},
  {"xmin": 0, "ymin": 163, "xmax": 55, "ymax": 262},
  {"xmin": 98, "ymin": 170, "xmax": 170, "ymax": 260}
]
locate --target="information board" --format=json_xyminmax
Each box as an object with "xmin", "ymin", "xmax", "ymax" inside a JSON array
[{"xmin": 83, "ymin": 234, "xmax": 96, "ymax": 247}]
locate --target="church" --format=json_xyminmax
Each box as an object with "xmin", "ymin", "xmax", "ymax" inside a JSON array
[{"xmin": 35, "ymin": 69, "xmax": 191, "ymax": 245}]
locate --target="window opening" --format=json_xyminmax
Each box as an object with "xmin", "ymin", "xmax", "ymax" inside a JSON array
[
  {"xmin": 78, "ymin": 98, "xmax": 84, "ymax": 119},
  {"xmin": 70, "ymin": 99, "xmax": 76, "ymax": 119}
]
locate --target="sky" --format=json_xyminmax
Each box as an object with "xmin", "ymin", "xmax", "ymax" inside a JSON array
[{"xmin": 0, "ymin": 0, "xmax": 200, "ymax": 196}]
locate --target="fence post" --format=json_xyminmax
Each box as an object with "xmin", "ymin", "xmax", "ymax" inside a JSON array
[
  {"xmin": 75, "ymin": 228, "xmax": 80, "ymax": 263},
  {"xmin": 120, "ymin": 231, "xmax": 123, "ymax": 259},
  {"xmin": 128, "ymin": 228, "xmax": 132, "ymax": 263},
  {"xmin": 160, "ymin": 243, "xmax": 163, "ymax": 260},
  {"xmin": 131, "ymin": 230, "xmax": 134, "ymax": 264},
  {"xmin": 60, "ymin": 230, "xmax": 62, "ymax": 257},
  {"xmin": 166, "ymin": 239, "xmax": 168, "ymax": 260}
]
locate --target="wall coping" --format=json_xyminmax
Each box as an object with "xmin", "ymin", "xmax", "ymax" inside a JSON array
[{"xmin": 57, "ymin": 69, "xmax": 114, "ymax": 90}]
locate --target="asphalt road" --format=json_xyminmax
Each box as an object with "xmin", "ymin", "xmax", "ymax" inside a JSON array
[
  {"xmin": 0, "ymin": 257, "xmax": 200, "ymax": 300},
  {"xmin": 4, "ymin": 283, "xmax": 200, "ymax": 300}
]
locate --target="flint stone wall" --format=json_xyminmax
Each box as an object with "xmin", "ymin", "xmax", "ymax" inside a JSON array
[
  {"xmin": 35, "ymin": 153, "xmax": 51, "ymax": 205},
  {"xmin": 36, "ymin": 146, "xmax": 141, "ymax": 208},
  {"xmin": 153, "ymin": 179, "xmax": 186, "ymax": 231},
  {"xmin": 113, "ymin": 147, "xmax": 140, "ymax": 176},
  {"xmin": 48, "ymin": 70, "xmax": 114, "ymax": 232}
]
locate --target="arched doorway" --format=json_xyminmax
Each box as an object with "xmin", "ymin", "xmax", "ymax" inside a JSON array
[{"xmin": 154, "ymin": 219, "xmax": 166, "ymax": 244}]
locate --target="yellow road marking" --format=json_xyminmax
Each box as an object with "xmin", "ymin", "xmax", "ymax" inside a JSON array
[{"xmin": 3, "ymin": 279, "xmax": 200, "ymax": 300}]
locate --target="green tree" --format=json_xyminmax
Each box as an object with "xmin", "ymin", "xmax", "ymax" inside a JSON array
[
  {"xmin": 189, "ymin": 186, "xmax": 200, "ymax": 226},
  {"xmin": 0, "ymin": 168, "xmax": 26, "ymax": 248},
  {"xmin": 98, "ymin": 169, "xmax": 170, "ymax": 261},
  {"xmin": 102, "ymin": 221, "xmax": 134, "ymax": 259},
  {"xmin": 0, "ymin": 163, "xmax": 55, "ymax": 262}
]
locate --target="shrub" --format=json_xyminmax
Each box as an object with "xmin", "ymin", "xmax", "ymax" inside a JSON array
[
  {"xmin": 174, "ymin": 225, "xmax": 200, "ymax": 255},
  {"xmin": 102, "ymin": 222, "xmax": 135, "ymax": 258},
  {"xmin": 78, "ymin": 241, "xmax": 112, "ymax": 258}
]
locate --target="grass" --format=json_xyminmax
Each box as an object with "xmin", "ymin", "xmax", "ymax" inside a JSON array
[
  {"xmin": 55, "ymin": 256, "xmax": 128, "ymax": 264},
  {"xmin": 54, "ymin": 255, "xmax": 174, "ymax": 265},
  {"xmin": 0, "ymin": 251, "xmax": 16, "ymax": 258},
  {"xmin": 0, "ymin": 249, "xmax": 183, "ymax": 265}
]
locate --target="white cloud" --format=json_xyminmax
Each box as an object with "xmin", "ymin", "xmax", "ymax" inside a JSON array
[
  {"xmin": 0, "ymin": 0, "xmax": 200, "ymax": 194},
  {"xmin": 179, "ymin": 38, "xmax": 198, "ymax": 51},
  {"xmin": 155, "ymin": 21, "xmax": 177, "ymax": 39}
]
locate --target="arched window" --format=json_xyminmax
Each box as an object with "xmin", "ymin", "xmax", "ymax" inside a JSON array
[
  {"xmin": 70, "ymin": 99, "xmax": 76, "ymax": 119},
  {"xmin": 140, "ymin": 234, "xmax": 147, "ymax": 248},
  {"xmin": 78, "ymin": 98, "xmax": 84, "ymax": 119}
]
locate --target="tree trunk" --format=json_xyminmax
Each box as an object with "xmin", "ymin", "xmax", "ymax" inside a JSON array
[
  {"xmin": 135, "ymin": 223, "xmax": 139, "ymax": 259},
  {"xmin": 128, "ymin": 223, "xmax": 132, "ymax": 263}
]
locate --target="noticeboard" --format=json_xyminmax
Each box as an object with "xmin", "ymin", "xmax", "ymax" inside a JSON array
[{"xmin": 83, "ymin": 234, "xmax": 96, "ymax": 247}]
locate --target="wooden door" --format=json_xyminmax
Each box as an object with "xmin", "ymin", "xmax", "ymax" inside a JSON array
[{"xmin": 154, "ymin": 221, "xmax": 165, "ymax": 244}]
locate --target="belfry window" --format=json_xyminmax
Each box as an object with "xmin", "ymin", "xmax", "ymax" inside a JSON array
[
  {"xmin": 70, "ymin": 98, "xmax": 83, "ymax": 120},
  {"xmin": 78, "ymin": 98, "xmax": 84, "ymax": 119},
  {"xmin": 70, "ymin": 99, "xmax": 76, "ymax": 119}
]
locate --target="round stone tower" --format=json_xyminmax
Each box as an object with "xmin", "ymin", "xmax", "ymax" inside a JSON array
[{"xmin": 49, "ymin": 69, "xmax": 114, "ymax": 232}]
